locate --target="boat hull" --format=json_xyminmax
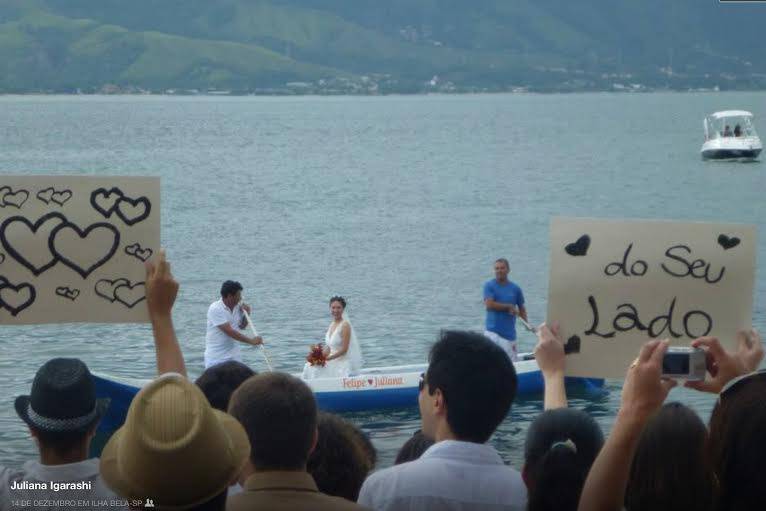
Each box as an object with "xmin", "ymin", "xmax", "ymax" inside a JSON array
[
  {"xmin": 702, "ymin": 148, "xmax": 761, "ymax": 161},
  {"xmin": 701, "ymin": 135, "xmax": 762, "ymax": 161},
  {"xmin": 90, "ymin": 360, "xmax": 604, "ymax": 455}
]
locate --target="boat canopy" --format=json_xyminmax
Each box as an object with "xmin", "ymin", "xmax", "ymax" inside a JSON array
[
  {"xmin": 704, "ymin": 111, "xmax": 758, "ymax": 140},
  {"xmin": 710, "ymin": 110, "xmax": 754, "ymax": 119}
]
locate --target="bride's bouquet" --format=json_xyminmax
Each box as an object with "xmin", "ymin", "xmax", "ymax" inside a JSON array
[{"xmin": 306, "ymin": 343, "xmax": 328, "ymax": 367}]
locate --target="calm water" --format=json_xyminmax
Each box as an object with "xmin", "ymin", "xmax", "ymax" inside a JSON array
[{"xmin": 1, "ymin": 93, "xmax": 764, "ymax": 470}]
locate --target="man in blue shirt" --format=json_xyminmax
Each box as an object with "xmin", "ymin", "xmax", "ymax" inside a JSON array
[{"xmin": 483, "ymin": 258, "xmax": 527, "ymax": 361}]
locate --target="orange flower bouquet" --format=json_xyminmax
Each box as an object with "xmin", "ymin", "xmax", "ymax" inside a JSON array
[{"xmin": 306, "ymin": 344, "xmax": 328, "ymax": 367}]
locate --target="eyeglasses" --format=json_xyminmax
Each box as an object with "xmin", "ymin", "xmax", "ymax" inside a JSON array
[
  {"xmin": 718, "ymin": 368, "xmax": 766, "ymax": 403},
  {"xmin": 418, "ymin": 372, "xmax": 426, "ymax": 392}
]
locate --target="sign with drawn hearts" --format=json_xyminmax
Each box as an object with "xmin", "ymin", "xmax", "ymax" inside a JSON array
[
  {"xmin": 0, "ymin": 175, "xmax": 159, "ymax": 324},
  {"xmin": 547, "ymin": 217, "xmax": 756, "ymax": 379}
]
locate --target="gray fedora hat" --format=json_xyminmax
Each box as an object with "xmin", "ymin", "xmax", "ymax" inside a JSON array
[{"xmin": 15, "ymin": 358, "xmax": 110, "ymax": 434}]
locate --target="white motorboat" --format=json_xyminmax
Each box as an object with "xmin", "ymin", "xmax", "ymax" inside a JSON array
[{"xmin": 701, "ymin": 110, "xmax": 762, "ymax": 161}]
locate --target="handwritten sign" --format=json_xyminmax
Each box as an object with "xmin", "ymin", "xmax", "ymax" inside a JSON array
[
  {"xmin": 0, "ymin": 176, "xmax": 159, "ymax": 324},
  {"xmin": 547, "ymin": 217, "xmax": 756, "ymax": 378}
]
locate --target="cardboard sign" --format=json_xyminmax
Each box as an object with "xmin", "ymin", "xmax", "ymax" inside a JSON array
[
  {"xmin": 0, "ymin": 176, "xmax": 159, "ymax": 324},
  {"xmin": 547, "ymin": 217, "xmax": 756, "ymax": 378}
]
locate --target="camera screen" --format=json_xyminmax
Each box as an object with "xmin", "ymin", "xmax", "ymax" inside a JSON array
[{"xmin": 662, "ymin": 353, "xmax": 690, "ymax": 374}]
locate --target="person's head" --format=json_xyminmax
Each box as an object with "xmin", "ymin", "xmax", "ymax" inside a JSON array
[
  {"xmin": 14, "ymin": 358, "xmax": 109, "ymax": 462},
  {"xmin": 523, "ymin": 408, "xmax": 604, "ymax": 511},
  {"xmin": 329, "ymin": 296, "xmax": 346, "ymax": 320},
  {"xmin": 195, "ymin": 361, "xmax": 256, "ymax": 412},
  {"xmin": 494, "ymin": 258, "xmax": 510, "ymax": 282},
  {"xmin": 228, "ymin": 372, "xmax": 318, "ymax": 472},
  {"xmin": 307, "ymin": 413, "xmax": 371, "ymax": 501},
  {"xmin": 349, "ymin": 425, "xmax": 377, "ymax": 470},
  {"xmin": 100, "ymin": 374, "xmax": 250, "ymax": 511},
  {"xmin": 420, "ymin": 330, "xmax": 517, "ymax": 443},
  {"xmin": 708, "ymin": 371, "xmax": 766, "ymax": 511},
  {"xmin": 625, "ymin": 402, "xmax": 715, "ymax": 511},
  {"xmin": 395, "ymin": 430, "xmax": 435, "ymax": 464},
  {"xmin": 220, "ymin": 280, "xmax": 243, "ymax": 309}
]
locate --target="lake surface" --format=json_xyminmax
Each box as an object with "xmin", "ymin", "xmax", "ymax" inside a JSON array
[{"xmin": 1, "ymin": 93, "xmax": 764, "ymax": 470}]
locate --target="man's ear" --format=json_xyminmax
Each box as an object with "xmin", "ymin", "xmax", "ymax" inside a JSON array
[
  {"xmin": 307, "ymin": 427, "xmax": 319, "ymax": 457},
  {"xmin": 433, "ymin": 388, "xmax": 447, "ymax": 417}
]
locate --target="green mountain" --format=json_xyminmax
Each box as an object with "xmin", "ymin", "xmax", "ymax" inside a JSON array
[{"xmin": 0, "ymin": 0, "xmax": 764, "ymax": 93}]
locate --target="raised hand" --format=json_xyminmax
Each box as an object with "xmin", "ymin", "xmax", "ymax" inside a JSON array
[
  {"xmin": 145, "ymin": 249, "xmax": 179, "ymax": 320},
  {"xmin": 534, "ymin": 322, "xmax": 565, "ymax": 377},
  {"xmin": 620, "ymin": 339, "xmax": 676, "ymax": 421},
  {"xmin": 685, "ymin": 330, "xmax": 763, "ymax": 394}
]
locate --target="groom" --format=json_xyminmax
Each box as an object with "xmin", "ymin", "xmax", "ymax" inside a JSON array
[{"xmin": 204, "ymin": 280, "xmax": 264, "ymax": 368}]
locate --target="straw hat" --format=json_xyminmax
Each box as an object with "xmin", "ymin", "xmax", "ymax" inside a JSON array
[{"xmin": 100, "ymin": 374, "xmax": 250, "ymax": 509}]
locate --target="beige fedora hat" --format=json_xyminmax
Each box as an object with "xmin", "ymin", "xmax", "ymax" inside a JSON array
[{"xmin": 100, "ymin": 374, "xmax": 250, "ymax": 509}]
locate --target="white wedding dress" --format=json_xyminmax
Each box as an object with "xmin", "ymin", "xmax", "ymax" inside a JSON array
[{"xmin": 302, "ymin": 316, "xmax": 364, "ymax": 379}]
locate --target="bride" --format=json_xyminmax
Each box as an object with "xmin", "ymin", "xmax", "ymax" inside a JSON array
[{"xmin": 302, "ymin": 296, "xmax": 364, "ymax": 379}]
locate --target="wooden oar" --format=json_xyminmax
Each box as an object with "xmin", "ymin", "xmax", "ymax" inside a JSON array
[
  {"xmin": 240, "ymin": 302, "xmax": 274, "ymax": 372},
  {"xmin": 518, "ymin": 316, "xmax": 537, "ymax": 334}
]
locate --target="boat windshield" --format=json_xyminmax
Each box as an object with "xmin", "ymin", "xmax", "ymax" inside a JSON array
[{"xmin": 706, "ymin": 115, "xmax": 758, "ymax": 139}]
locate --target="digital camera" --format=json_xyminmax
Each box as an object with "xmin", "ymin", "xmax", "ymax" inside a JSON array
[{"xmin": 662, "ymin": 347, "xmax": 706, "ymax": 381}]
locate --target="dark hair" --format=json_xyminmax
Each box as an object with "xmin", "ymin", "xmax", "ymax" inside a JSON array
[
  {"xmin": 31, "ymin": 426, "xmax": 93, "ymax": 456},
  {"xmin": 329, "ymin": 296, "xmax": 346, "ymax": 308},
  {"xmin": 626, "ymin": 402, "xmax": 715, "ymax": 511},
  {"xmin": 495, "ymin": 258, "xmax": 510, "ymax": 269},
  {"xmin": 346, "ymin": 422, "xmax": 376, "ymax": 470},
  {"xmin": 708, "ymin": 377, "xmax": 766, "ymax": 511},
  {"xmin": 228, "ymin": 372, "xmax": 317, "ymax": 471},
  {"xmin": 395, "ymin": 431, "xmax": 434, "ymax": 465},
  {"xmin": 426, "ymin": 330, "xmax": 517, "ymax": 443},
  {"xmin": 195, "ymin": 361, "xmax": 256, "ymax": 412},
  {"xmin": 523, "ymin": 408, "xmax": 604, "ymax": 511},
  {"xmin": 220, "ymin": 280, "xmax": 243, "ymax": 298},
  {"xmin": 307, "ymin": 413, "xmax": 371, "ymax": 501}
]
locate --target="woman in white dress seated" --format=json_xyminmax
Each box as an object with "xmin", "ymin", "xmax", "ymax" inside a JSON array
[{"xmin": 302, "ymin": 296, "xmax": 364, "ymax": 379}]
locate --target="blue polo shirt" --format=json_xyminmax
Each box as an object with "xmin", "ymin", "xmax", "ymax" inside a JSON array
[{"xmin": 483, "ymin": 279, "xmax": 525, "ymax": 341}]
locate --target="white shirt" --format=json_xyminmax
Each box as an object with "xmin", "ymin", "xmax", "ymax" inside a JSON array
[
  {"xmin": 204, "ymin": 299, "xmax": 245, "ymax": 368},
  {"xmin": 358, "ymin": 440, "xmax": 527, "ymax": 511},
  {"xmin": 0, "ymin": 458, "xmax": 127, "ymax": 511}
]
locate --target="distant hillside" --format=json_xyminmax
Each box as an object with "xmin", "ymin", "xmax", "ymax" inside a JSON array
[{"xmin": 1, "ymin": 0, "xmax": 765, "ymax": 93}]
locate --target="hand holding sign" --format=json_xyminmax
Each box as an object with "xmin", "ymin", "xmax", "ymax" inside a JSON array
[{"xmin": 145, "ymin": 249, "xmax": 178, "ymax": 319}]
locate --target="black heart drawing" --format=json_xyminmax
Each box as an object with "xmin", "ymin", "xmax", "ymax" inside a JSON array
[
  {"xmin": 0, "ymin": 281, "xmax": 36, "ymax": 316},
  {"xmin": 115, "ymin": 196, "xmax": 151, "ymax": 226},
  {"xmin": 0, "ymin": 275, "xmax": 8, "ymax": 287},
  {"xmin": 124, "ymin": 243, "xmax": 153, "ymax": 262},
  {"xmin": 52, "ymin": 190, "xmax": 73, "ymax": 206},
  {"xmin": 90, "ymin": 187, "xmax": 124, "ymax": 218},
  {"xmin": 0, "ymin": 212, "xmax": 66, "ymax": 276},
  {"xmin": 36, "ymin": 188, "xmax": 54, "ymax": 204},
  {"xmin": 717, "ymin": 234, "xmax": 740, "ymax": 250},
  {"xmin": 564, "ymin": 335, "xmax": 581, "ymax": 354},
  {"xmin": 37, "ymin": 187, "xmax": 73, "ymax": 207},
  {"xmin": 95, "ymin": 278, "xmax": 130, "ymax": 302},
  {"xmin": 0, "ymin": 253, "xmax": 4, "ymax": 264},
  {"xmin": 49, "ymin": 221, "xmax": 120, "ymax": 279},
  {"xmin": 114, "ymin": 280, "xmax": 146, "ymax": 308},
  {"xmin": 55, "ymin": 286, "xmax": 80, "ymax": 301},
  {"xmin": 565, "ymin": 235, "xmax": 590, "ymax": 257},
  {"xmin": 0, "ymin": 186, "xmax": 30, "ymax": 209}
]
